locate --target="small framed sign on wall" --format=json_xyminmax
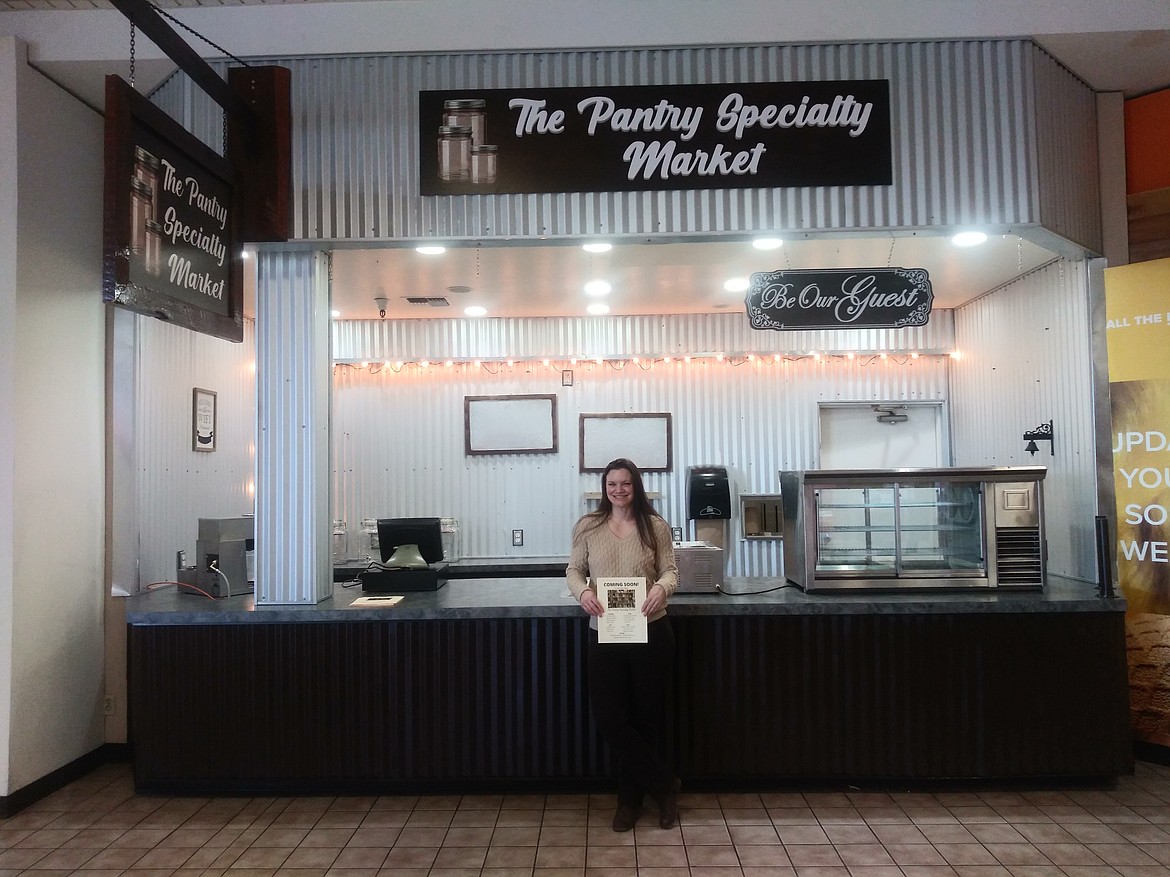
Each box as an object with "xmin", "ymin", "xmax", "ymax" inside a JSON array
[{"xmin": 193, "ymin": 388, "xmax": 217, "ymax": 452}]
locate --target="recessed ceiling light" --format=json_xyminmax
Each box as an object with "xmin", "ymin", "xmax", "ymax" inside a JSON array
[
  {"xmin": 416, "ymin": 245, "xmax": 446, "ymax": 255},
  {"xmin": 584, "ymin": 279, "xmax": 612, "ymax": 296},
  {"xmin": 586, "ymin": 303, "xmax": 610, "ymax": 315},
  {"xmin": 330, "ymin": 309, "xmax": 341, "ymax": 318},
  {"xmin": 464, "ymin": 305, "xmax": 487, "ymax": 317},
  {"xmin": 752, "ymin": 237, "xmax": 783, "ymax": 250},
  {"xmin": 951, "ymin": 231, "xmax": 987, "ymax": 247},
  {"xmin": 582, "ymin": 242, "xmax": 613, "ymax": 253},
  {"xmin": 723, "ymin": 277, "xmax": 750, "ymax": 292}
]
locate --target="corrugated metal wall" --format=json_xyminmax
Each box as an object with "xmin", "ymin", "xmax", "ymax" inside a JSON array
[
  {"xmin": 136, "ymin": 314, "xmax": 256, "ymax": 589},
  {"xmin": 332, "ymin": 310, "xmax": 955, "ymax": 362},
  {"xmin": 332, "ymin": 332, "xmax": 950, "ymax": 577},
  {"xmin": 1032, "ymin": 52, "xmax": 1102, "ymax": 253},
  {"xmin": 950, "ymin": 258, "xmax": 1096, "ymax": 580},
  {"xmin": 150, "ymin": 39, "xmax": 1099, "ymax": 250}
]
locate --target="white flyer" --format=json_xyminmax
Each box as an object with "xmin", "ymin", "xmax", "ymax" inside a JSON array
[{"xmin": 596, "ymin": 577, "xmax": 648, "ymax": 644}]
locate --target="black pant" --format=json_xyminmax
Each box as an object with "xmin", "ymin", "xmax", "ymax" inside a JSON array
[{"xmin": 587, "ymin": 617, "xmax": 676, "ymax": 807}]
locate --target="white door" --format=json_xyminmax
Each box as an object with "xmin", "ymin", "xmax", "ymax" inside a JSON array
[
  {"xmin": 817, "ymin": 403, "xmax": 948, "ymax": 566},
  {"xmin": 819, "ymin": 403, "xmax": 945, "ymax": 470}
]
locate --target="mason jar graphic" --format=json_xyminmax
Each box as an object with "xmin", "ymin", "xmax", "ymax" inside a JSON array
[
  {"xmin": 130, "ymin": 178, "xmax": 153, "ymax": 257},
  {"xmin": 144, "ymin": 219, "xmax": 163, "ymax": 276},
  {"xmin": 437, "ymin": 124, "xmax": 473, "ymax": 181},
  {"xmin": 470, "ymin": 144, "xmax": 498, "ymax": 185},
  {"xmin": 132, "ymin": 146, "xmax": 160, "ymax": 220},
  {"xmin": 443, "ymin": 98, "xmax": 486, "ymax": 146}
]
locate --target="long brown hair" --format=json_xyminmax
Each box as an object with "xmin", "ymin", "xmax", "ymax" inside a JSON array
[{"xmin": 582, "ymin": 458, "xmax": 662, "ymax": 551}]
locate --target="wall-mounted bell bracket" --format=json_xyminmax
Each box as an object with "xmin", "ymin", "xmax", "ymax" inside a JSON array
[{"xmin": 1023, "ymin": 419, "xmax": 1054, "ymax": 456}]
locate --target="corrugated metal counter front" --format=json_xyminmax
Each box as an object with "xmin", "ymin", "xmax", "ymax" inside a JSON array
[{"xmin": 123, "ymin": 577, "xmax": 1131, "ymax": 793}]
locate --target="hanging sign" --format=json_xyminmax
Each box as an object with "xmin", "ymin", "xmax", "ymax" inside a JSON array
[
  {"xmin": 102, "ymin": 76, "xmax": 243, "ymax": 343},
  {"xmin": 418, "ymin": 80, "xmax": 891, "ymax": 196},
  {"xmin": 745, "ymin": 268, "xmax": 933, "ymax": 330}
]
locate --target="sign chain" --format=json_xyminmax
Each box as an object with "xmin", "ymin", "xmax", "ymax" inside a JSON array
[
  {"xmin": 146, "ymin": 1, "xmax": 252, "ymax": 68},
  {"xmin": 887, "ymin": 235, "xmax": 896, "ymax": 268},
  {"xmin": 129, "ymin": 23, "xmax": 136, "ymax": 91}
]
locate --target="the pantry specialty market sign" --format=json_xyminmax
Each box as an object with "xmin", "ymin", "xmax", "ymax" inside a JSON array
[
  {"xmin": 102, "ymin": 76, "xmax": 243, "ymax": 343},
  {"xmin": 746, "ymin": 267, "xmax": 932, "ymax": 330},
  {"xmin": 418, "ymin": 80, "xmax": 891, "ymax": 196}
]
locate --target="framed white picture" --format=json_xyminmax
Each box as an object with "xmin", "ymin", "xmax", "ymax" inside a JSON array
[
  {"xmin": 465, "ymin": 394, "xmax": 558, "ymax": 455},
  {"xmin": 193, "ymin": 387, "xmax": 217, "ymax": 452},
  {"xmin": 579, "ymin": 412, "xmax": 672, "ymax": 472}
]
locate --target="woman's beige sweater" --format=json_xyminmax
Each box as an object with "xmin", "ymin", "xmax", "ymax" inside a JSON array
[{"xmin": 566, "ymin": 514, "xmax": 678, "ymax": 626}]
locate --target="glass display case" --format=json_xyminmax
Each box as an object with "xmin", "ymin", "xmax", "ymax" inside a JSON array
[{"xmin": 780, "ymin": 467, "xmax": 1047, "ymax": 592}]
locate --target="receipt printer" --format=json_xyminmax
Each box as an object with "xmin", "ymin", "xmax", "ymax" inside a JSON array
[{"xmin": 687, "ymin": 466, "xmax": 731, "ymax": 520}]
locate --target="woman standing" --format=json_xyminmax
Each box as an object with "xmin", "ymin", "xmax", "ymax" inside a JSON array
[{"xmin": 566, "ymin": 457, "xmax": 681, "ymax": 831}]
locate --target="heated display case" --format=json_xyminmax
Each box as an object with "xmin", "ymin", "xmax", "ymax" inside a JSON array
[{"xmin": 780, "ymin": 467, "xmax": 1047, "ymax": 592}]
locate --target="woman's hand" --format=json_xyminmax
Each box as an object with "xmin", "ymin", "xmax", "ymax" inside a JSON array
[
  {"xmin": 579, "ymin": 590, "xmax": 605, "ymax": 616},
  {"xmin": 641, "ymin": 583, "xmax": 667, "ymax": 616}
]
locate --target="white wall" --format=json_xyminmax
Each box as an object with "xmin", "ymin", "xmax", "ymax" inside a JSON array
[
  {"xmin": 0, "ymin": 37, "xmax": 20, "ymax": 795},
  {"xmin": 332, "ymin": 343, "xmax": 952, "ymax": 577},
  {"xmin": 133, "ymin": 315, "xmax": 256, "ymax": 589},
  {"xmin": 951, "ymin": 258, "xmax": 1098, "ymax": 581},
  {"xmin": 1, "ymin": 39, "xmax": 106, "ymax": 794}
]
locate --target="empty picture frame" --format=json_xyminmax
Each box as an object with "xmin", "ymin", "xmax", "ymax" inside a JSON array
[
  {"xmin": 580, "ymin": 413, "xmax": 673, "ymax": 472},
  {"xmin": 465, "ymin": 394, "xmax": 558, "ymax": 455}
]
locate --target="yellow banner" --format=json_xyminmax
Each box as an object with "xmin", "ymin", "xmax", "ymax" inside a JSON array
[{"xmin": 1105, "ymin": 258, "xmax": 1170, "ymax": 614}]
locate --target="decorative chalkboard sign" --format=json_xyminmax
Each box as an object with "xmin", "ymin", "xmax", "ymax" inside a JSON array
[{"xmin": 745, "ymin": 267, "xmax": 933, "ymax": 331}]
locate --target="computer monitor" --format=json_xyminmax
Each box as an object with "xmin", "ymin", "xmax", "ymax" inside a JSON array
[{"xmin": 376, "ymin": 517, "xmax": 445, "ymax": 568}]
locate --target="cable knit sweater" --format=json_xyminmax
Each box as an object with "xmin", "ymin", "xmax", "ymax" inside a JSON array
[{"xmin": 566, "ymin": 514, "xmax": 679, "ymax": 627}]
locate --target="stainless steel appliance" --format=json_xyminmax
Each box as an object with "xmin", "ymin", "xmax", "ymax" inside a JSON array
[
  {"xmin": 673, "ymin": 541, "xmax": 724, "ymax": 593},
  {"xmin": 780, "ymin": 467, "xmax": 1046, "ymax": 592},
  {"xmin": 179, "ymin": 516, "xmax": 255, "ymax": 597}
]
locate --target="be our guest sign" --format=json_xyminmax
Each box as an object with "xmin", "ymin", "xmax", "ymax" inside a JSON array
[
  {"xmin": 418, "ymin": 80, "xmax": 891, "ymax": 195},
  {"xmin": 102, "ymin": 76, "xmax": 243, "ymax": 343},
  {"xmin": 746, "ymin": 268, "xmax": 933, "ymax": 330}
]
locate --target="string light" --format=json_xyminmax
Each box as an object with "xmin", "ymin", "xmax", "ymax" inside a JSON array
[{"xmin": 331, "ymin": 350, "xmax": 942, "ymax": 376}]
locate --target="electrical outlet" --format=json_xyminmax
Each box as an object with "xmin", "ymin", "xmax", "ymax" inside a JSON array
[
  {"xmin": 176, "ymin": 549, "xmax": 187, "ymax": 572},
  {"xmin": 671, "ymin": 527, "xmax": 684, "ymax": 542},
  {"xmin": 205, "ymin": 553, "xmax": 219, "ymax": 572},
  {"xmin": 103, "ymin": 695, "xmax": 116, "ymax": 716},
  {"xmin": 512, "ymin": 529, "xmax": 524, "ymax": 547}
]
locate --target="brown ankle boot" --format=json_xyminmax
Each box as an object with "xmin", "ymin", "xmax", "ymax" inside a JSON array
[
  {"xmin": 612, "ymin": 802, "xmax": 640, "ymax": 832},
  {"xmin": 657, "ymin": 778, "xmax": 681, "ymax": 829}
]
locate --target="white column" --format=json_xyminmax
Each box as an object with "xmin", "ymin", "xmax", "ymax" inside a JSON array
[{"xmin": 255, "ymin": 250, "xmax": 332, "ymax": 604}]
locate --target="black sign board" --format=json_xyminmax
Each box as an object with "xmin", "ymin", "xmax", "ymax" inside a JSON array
[
  {"xmin": 745, "ymin": 268, "xmax": 933, "ymax": 330},
  {"xmin": 102, "ymin": 76, "xmax": 243, "ymax": 343},
  {"xmin": 419, "ymin": 80, "xmax": 891, "ymax": 196}
]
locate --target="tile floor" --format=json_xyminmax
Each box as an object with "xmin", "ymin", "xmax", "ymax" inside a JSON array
[{"xmin": 1, "ymin": 760, "xmax": 1169, "ymax": 876}]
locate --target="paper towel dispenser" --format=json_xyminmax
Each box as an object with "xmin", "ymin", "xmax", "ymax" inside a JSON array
[{"xmin": 687, "ymin": 466, "xmax": 731, "ymax": 519}]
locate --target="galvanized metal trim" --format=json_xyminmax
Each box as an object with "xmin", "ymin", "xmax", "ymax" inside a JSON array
[{"xmin": 254, "ymin": 250, "xmax": 333, "ymax": 603}]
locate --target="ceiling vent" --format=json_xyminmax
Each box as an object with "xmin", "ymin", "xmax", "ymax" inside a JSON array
[{"xmin": 403, "ymin": 296, "xmax": 450, "ymax": 307}]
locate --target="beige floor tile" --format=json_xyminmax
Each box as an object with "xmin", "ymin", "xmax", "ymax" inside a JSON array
[
  {"xmin": 535, "ymin": 845, "xmax": 585, "ymax": 868},
  {"xmin": 331, "ymin": 845, "xmax": 390, "ymax": 868}
]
